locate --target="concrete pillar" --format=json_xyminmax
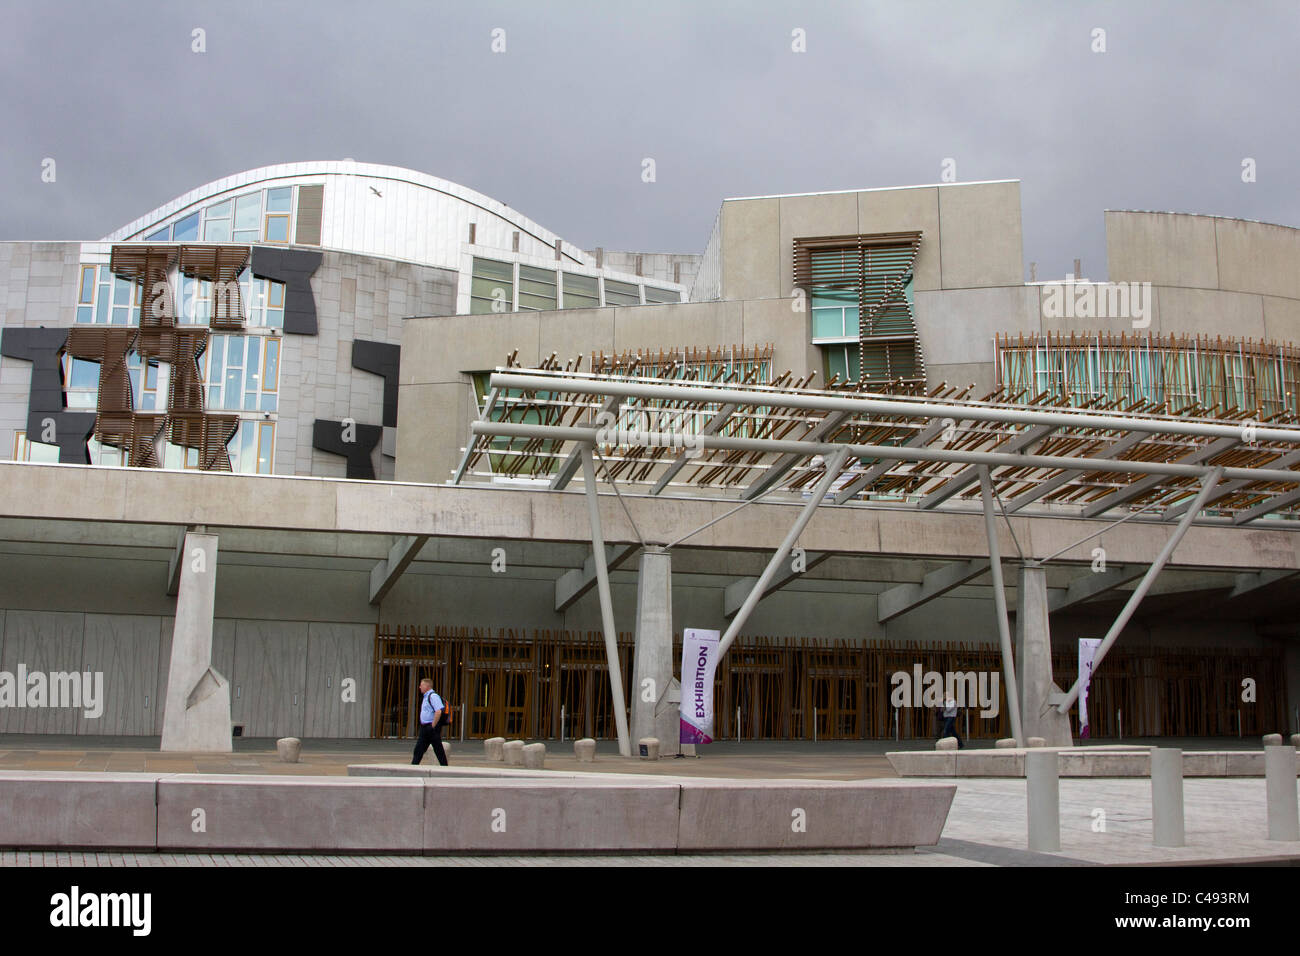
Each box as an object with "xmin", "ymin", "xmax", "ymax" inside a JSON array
[
  {"xmin": 1265, "ymin": 745, "xmax": 1299, "ymax": 841},
  {"xmin": 1026, "ymin": 749, "xmax": 1060, "ymax": 852},
  {"xmin": 1151, "ymin": 748, "xmax": 1185, "ymax": 847},
  {"xmin": 1015, "ymin": 565, "xmax": 1072, "ymax": 747},
  {"xmin": 631, "ymin": 547, "xmax": 678, "ymax": 756},
  {"xmin": 160, "ymin": 532, "xmax": 232, "ymax": 752}
]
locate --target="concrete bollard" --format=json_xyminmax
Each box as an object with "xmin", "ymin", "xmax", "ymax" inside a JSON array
[
  {"xmin": 574, "ymin": 738, "xmax": 596, "ymax": 762},
  {"xmin": 637, "ymin": 737, "xmax": 660, "ymax": 760},
  {"xmin": 442, "ymin": 742, "xmax": 452, "ymax": 759},
  {"xmin": 1293, "ymin": 734, "xmax": 1300, "ymax": 750},
  {"xmin": 1265, "ymin": 745, "xmax": 1299, "ymax": 841},
  {"xmin": 1151, "ymin": 748, "xmax": 1185, "ymax": 847},
  {"xmin": 1263, "ymin": 733, "xmax": 1284, "ymax": 747},
  {"xmin": 995, "ymin": 738, "xmax": 1018, "ymax": 749},
  {"xmin": 276, "ymin": 737, "xmax": 302, "ymax": 763},
  {"xmin": 935, "ymin": 736, "xmax": 959, "ymax": 751},
  {"xmin": 1026, "ymin": 750, "xmax": 1060, "ymax": 852},
  {"xmin": 1028, "ymin": 736, "xmax": 1046, "ymax": 748},
  {"xmin": 523, "ymin": 742, "xmax": 546, "ymax": 769},
  {"xmin": 503, "ymin": 740, "xmax": 525, "ymax": 766},
  {"xmin": 484, "ymin": 737, "xmax": 505, "ymax": 761}
]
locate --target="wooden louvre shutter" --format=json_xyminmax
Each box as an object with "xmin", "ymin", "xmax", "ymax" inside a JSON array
[
  {"xmin": 793, "ymin": 232, "xmax": 925, "ymax": 390},
  {"xmin": 295, "ymin": 184, "xmax": 324, "ymax": 246}
]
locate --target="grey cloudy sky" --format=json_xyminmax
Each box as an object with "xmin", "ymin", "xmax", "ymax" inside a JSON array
[{"xmin": 3, "ymin": 0, "xmax": 1298, "ymax": 280}]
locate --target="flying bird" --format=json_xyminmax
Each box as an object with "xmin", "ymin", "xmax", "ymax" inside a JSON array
[{"xmin": 369, "ymin": 186, "xmax": 383, "ymax": 197}]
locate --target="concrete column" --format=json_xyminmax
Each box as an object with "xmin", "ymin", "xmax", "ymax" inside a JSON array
[
  {"xmin": 160, "ymin": 532, "xmax": 232, "ymax": 752},
  {"xmin": 1151, "ymin": 748, "xmax": 1185, "ymax": 847},
  {"xmin": 1026, "ymin": 749, "xmax": 1060, "ymax": 852},
  {"xmin": 1265, "ymin": 745, "xmax": 1299, "ymax": 841},
  {"xmin": 631, "ymin": 547, "xmax": 678, "ymax": 756},
  {"xmin": 1015, "ymin": 565, "xmax": 1072, "ymax": 747}
]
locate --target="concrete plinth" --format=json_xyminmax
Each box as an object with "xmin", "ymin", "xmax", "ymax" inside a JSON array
[
  {"xmin": 638, "ymin": 737, "xmax": 660, "ymax": 760},
  {"xmin": 1026, "ymin": 749, "xmax": 1060, "ymax": 852},
  {"xmin": 276, "ymin": 738, "xmax": 302, "ymax": 763},
  {"xmin": 503, "ymin": 740, "xmax": 524, "ymax": 766},
  {"xmin": 522, "ymin": 743, "xmax": 546, "ymax": 769},
  {"xmin": 574, "ymin": 738, "xmax": 596, "ymax": 762},
  {"xmin": 631, "ymin": 548, "xmax": 679, "ymax": 756},
  {"xmin": 935, "ymin": 736, "xmax": 959, "ymax": 751},
  {"xmin": 1265, "ymin": 745, "xmax": 1299, "ymax": 841},
  {"xmin": 1015, "ymin": 566, "xmax": 1072, "ymax": 748},
  {"xmin": 1263, "ymin": 733, "xmax": 1284, "ymax": 747},
  {"xmin": 161, "ymin": 532, "xmax": 232, "ymax": 752},
  {"xmin": 1151, "ymin": 748, "xmax": 1185, "ymax": 847},
  {"xmin": 484, "ymin": 737, "xmax": 505, "ymax": 761},
  {"xmin": 995, "ymin": 738, "xmax": 1018, "ymax": 749}
]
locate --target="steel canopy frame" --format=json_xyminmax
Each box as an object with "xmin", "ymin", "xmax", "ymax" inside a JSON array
[{"xmin": 455, "ymin": 365, "xmax": 1300, "ymax": 741}]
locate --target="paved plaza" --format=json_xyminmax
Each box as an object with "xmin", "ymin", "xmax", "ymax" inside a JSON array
[{"xmin": 0, "ymin": 737, "xmax": 1295, "ymax": 866}]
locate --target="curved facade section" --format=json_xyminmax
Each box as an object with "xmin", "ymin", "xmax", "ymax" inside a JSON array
[{"xmin": 103, "ymin": 161, "xmax": 593, "ymax": 270}]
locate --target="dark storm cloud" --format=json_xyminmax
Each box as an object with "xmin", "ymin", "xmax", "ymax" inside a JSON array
[{"xmin": 2, "ymin": 0, "xmax": 1297, "ymax": 280}]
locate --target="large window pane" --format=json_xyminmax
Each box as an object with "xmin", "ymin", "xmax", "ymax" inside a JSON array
[
  {"xmin": 470, "ymin": 258, "xmax": 514, "ymax": 314},
  {"xmin": 266, "ymin": 187, "xmax": 292, "ymax": 212},
  {"xmin": 562, "ymin": 272, "xmax": 600, "ymax": 309},
  {"xmin": 264, "ymin": 215, "xmax": 289, "ymax": 242},
  {"xmin": 204, "ymin": 219, "xmax": 231, "ymax": 242},
  {"xmin": 173, "ymin": 213, "xmax": 199, "ymax": 241},
  {"xmin": 518, "ymin": 265, "xmax": 557, "ymax": 311},
  {"xmin": 234, "ymin": 193, "xmax": 261, "ymax": 229},
  {"xmin": 603, "ymin": 279, "xmax": 640, "ymax": 306},
  {"xmin": 644, "ymin": 285, "xmax": 680, "ymax": 304}
]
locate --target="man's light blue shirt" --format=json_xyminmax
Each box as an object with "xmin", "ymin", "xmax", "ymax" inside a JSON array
[{"xmin": 420, "ymin": 690, "xmax": 445, "ymax": 725}]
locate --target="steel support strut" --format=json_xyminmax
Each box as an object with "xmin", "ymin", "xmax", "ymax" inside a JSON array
[
  {"xmin": 1053, "ymin": 467, "xmax": 1224, "ymax": 713},
  {"xmin": 580, "ymin": 444, "xmax": 632, "ymax": 756},
  {"xmin": 718, "ymin": 448, "xmax": 848, "ymax": 659},
  {"xmin": 979, "ymin": 467, "xmax": 1024, "ymax": 746}
]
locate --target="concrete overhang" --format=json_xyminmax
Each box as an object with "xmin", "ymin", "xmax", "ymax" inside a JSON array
[{"xmin": 0, "ymin": 462, "xmax": 1297, "ymax": 574}]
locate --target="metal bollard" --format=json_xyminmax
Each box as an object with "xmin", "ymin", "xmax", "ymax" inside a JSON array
[
  {"xmin": 1151, "ymin": 748, "xmax": 1185, "ymax": 847},
  {"xmin": 1265, "ymin": 745, "xmax": 1299, "ymax": 841},
  {"xmin": 1027, "ymin": 750, "xmax": 1060, "ymax": 852}
]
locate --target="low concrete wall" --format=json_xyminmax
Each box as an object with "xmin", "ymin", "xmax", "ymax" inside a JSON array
[
  {"xmin": 676, "ymin": 780, "xmax": 953, "ymax": 851},
  {"xmin": 0, "ymin": 771, "xmax": 160, "ymax": 849},
  {"xmin": 887, "ymin": 747, "xmax": 1299, "ymax": 778},
  {"xmin": 0, "ymin": 768, "xmax": 958, "ymax": 853},
  {"xmin": 157, "ymin": 775, "xmax": 425, "ymax": 853}
]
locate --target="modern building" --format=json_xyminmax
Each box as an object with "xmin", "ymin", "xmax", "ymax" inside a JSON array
[{"xmin": 1, "ymin": 163, "xmax": 1296, "ymax": 748}]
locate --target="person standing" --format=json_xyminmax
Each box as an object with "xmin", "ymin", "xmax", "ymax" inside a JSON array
[
  {"xmin": 940, "ymin": 691, "xmax": 963, "ymax": 749},
  {"xmin": 411, "ymin": 677, "xmax": 449, "ymax": 766}
]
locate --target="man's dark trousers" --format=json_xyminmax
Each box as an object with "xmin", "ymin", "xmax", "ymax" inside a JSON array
[{"xmin": 412, "ymin": 721, "xmax": 448, "ymax": 766}]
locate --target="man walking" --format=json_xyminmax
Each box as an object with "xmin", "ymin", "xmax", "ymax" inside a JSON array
[{"xmin": 411, "ymin": 677, "xmax": 449, "ymax": 766}]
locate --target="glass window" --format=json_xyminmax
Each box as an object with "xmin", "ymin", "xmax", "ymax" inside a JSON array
[
  {"xmin": 266, "ymin": 187, "xmax": 292, "ymax": 212},
  {"xmin": 470, "ymin": 258, "xmax": 514, "ymax": 314},
  {"xmin": 68, "ymin": 357, "xmax": 99, "ymax": 389},
  {"xmin": 562, "ymin": 272, "xmax": 600, "ymax": 310},
  {"xmin": 146, "ymin": 226, "xmax": 171, "ymax": 242},
  {"xmin": 232, "ymin": 230, "xmax": 259, "ymax": 243},
  {"xmin": 263, "ymin": 339, "xmax": 279, "ymax": 389},
  {"xmin": 644, "ymin": 286, "xmax": 681, "ymax": 304},
  {"xmin": 603, "ymin": 278, "xmax": 640, "ymax": 306},
  {"xmin": 173, "ymin": 213, "xmax": 200, "ymax": 241},
  {"xmin": 204, "ymin": 219, "xmax": 232, "ymax": 242},
  {"xmin": 15, "ymin": 431, "xmax": 62, "ymax": 463},
  {"xmin": 263, "ymin": 215, "xmax": 289, "ymax": 243},
  {"xmin": 79, "ymin": 266, "xmax": 95, "ymax": 303},
  {"xmin": 207, "ymin": 200, "xmax": 232, "ymax": 219},
  {"xmin": 518, "ymin": 265, "xmax": 557, "ymax": 311},
  {"xmin": 234, "ymin": 193, "xmax": 261, "ymax": 229},
  {"xmin": 257, "ymin": 422, "xmax": 275, "ymax": 474}
]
